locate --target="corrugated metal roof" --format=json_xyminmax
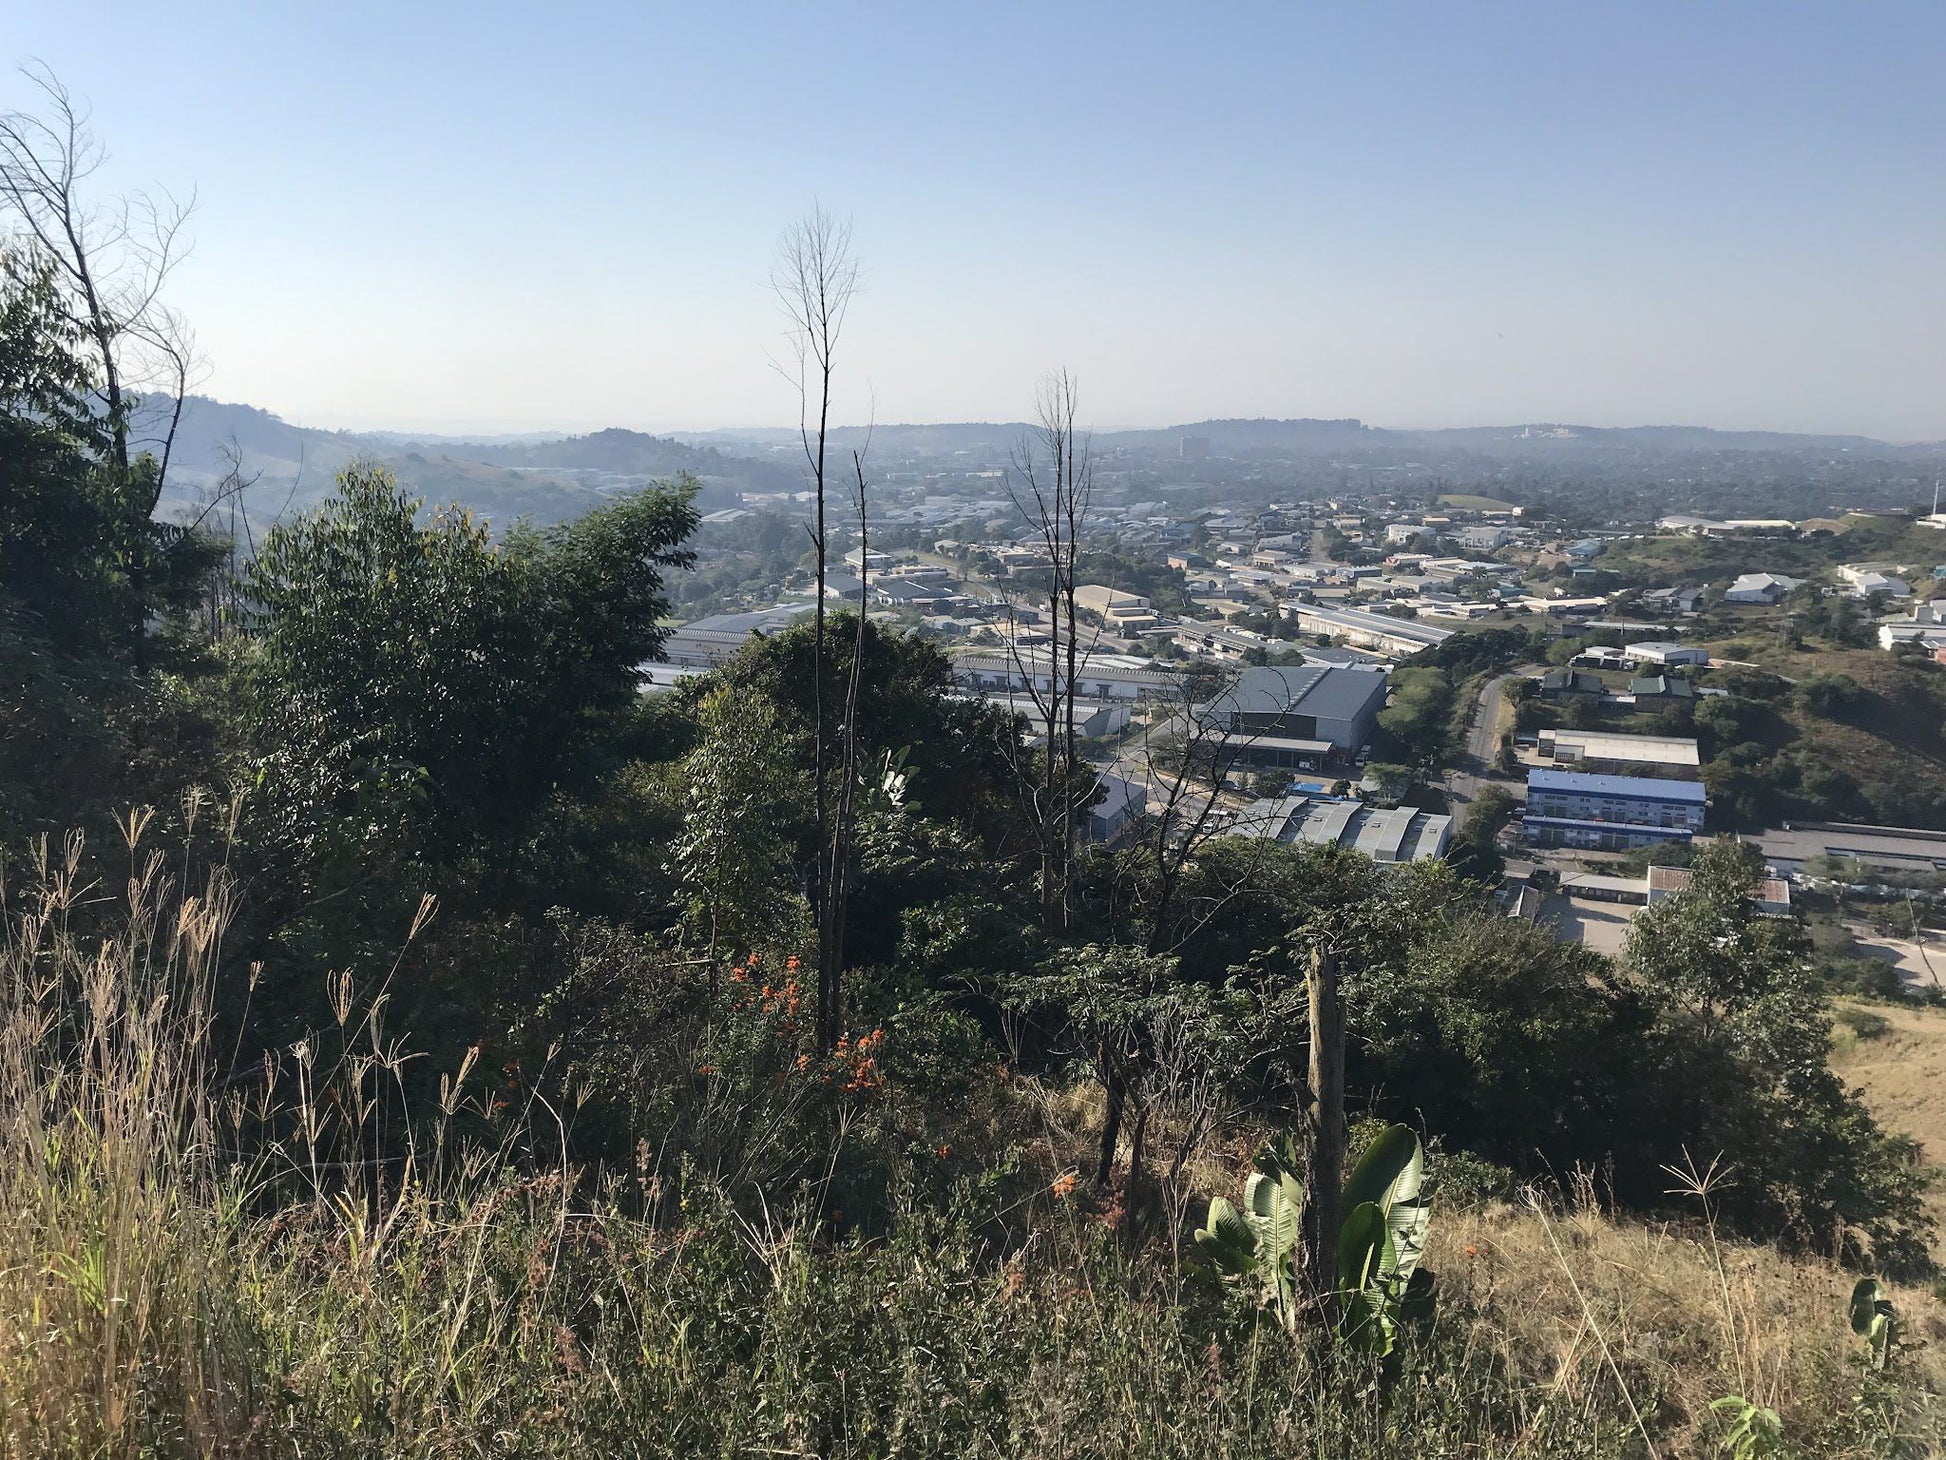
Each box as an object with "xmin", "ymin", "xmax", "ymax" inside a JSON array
[{"xmin": 1527, "ymin": 768, "xmax": 1707, "ymax": 803}]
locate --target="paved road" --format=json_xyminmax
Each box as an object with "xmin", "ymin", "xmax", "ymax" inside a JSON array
[{"xmin": 1447, "ymin": 665, "xmax": 1540, "ymax": 806}]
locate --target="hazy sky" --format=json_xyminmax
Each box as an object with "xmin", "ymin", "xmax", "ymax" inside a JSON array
[{"xmin": 5, "ymin": 1, "xmax": 1944, "ymax": 439}]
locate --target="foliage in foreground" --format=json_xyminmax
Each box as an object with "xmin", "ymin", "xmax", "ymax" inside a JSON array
[{"xmin": 3, "ymin": 844, "xmax": 1942, "ymax": 1460}]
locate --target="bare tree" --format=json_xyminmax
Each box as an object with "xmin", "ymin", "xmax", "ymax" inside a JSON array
[
  {"xmin": 0, "ymin": 63, "xmax": 201, "ymax": 660},
  {"xmin": 1002, "ymin": 370, "xmax": 1094, "ymax": 930},
  {"xmin": 773, "ymin": 208, "xmax": 859, "ymax": 1051},
  {"xmin": 1086, "ymin": 671, "xmax": 1272, "ymax": 1187}
]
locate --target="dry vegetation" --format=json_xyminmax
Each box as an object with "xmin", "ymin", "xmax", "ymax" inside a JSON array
[{"xmin": 4, "ymin": 833, "xmax": 1942, "ymax": 1457}]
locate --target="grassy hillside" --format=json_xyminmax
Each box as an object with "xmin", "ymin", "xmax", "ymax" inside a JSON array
[
  {"xmin": 9, "ymin": 890, "xmax": 1943, "ymax": 1458},
  {"xmin": 1598, "ymin": 518, "xmax": 1946, "ymax": 591},
  {"xmin": 1684, "ymin": 643, "xmax": 1946, "ymax": 828}
]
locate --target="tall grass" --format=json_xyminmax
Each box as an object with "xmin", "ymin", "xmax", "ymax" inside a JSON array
[{"xmin": 2, "ymin": 821, "xmax": 1941, "ymax": 1457}]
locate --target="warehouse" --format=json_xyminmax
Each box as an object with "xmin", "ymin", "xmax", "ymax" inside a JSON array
[{"xmin": 1230, "ymin": 794, "xmax": 1453, "ymax": 862}]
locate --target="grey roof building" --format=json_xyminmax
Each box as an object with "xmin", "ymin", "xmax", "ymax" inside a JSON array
[
  {"xmin": 1230, "ymin": 794, "xmax": 1453, "ymax": 862},
  {"xmin": 1202, "ymin": 665, "xmax": 1389, "ymax": 750}
]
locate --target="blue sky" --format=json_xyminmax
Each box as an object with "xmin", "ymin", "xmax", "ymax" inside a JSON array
[{"xmin": 5, "ymin": 1, "xmax": 1944, "ymax": 437}]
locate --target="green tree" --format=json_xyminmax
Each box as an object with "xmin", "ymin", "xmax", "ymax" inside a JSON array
[
  {"xmin": 673, "ymin": 685, "xmax": 810, "ymax": 955},
  {"xmin": 1625, "ymin": 839, "xmax": 1927, "ymax": 1259},
  {"xmin": 242, "ymin": 462, "xmax": 696, "ymax": 867}
]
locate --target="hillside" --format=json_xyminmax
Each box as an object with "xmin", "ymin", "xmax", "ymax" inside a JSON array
[{"xmin": 154, "ymin": 397, "xmax": 794, "ymax": 527}]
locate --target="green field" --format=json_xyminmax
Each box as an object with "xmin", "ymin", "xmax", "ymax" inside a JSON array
[{"xmin": 1437, "ymin": 492, "xmax": 1518, "ymax": 511}]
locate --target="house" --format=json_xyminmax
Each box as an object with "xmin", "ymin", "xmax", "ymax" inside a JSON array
[
  {"xmin": 1628, "ymin": 674, "xmax": 1696, "ymax": 701},
  {"xmin": 1535, "ymin": 667, "xmax": 1605, "ymax": 697},
  {"xmin": 1086, "ymin": 772, "xmax": 1146, "ymax": 843},
  {"xmin": 1642, "ymin": 586, "xmax": 1705, "ymax": 614},
  {"xmin": 1626, "ymin": 640, "xmax": 1710, "ymax": 668},
  {"xmin": 1570, "ymin": 646, "xmax": 1630, "ymax": 672},
  {"xmin": 1523, "ymin": 768, "xmax": 1707, "ymax": 850},
  {"xmin": 1723, "ymin": 572, "xmax": 1804, "ymax": 605},
  {"xmin": 1837, "ymin": 565, "xmax": 1913, "ymax": 600},
  {"xmin": 1385, "ymin": 522, "xmax": 1429, "ymax": 546}
]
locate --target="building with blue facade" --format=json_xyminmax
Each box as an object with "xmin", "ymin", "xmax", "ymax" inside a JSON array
[{"xmin": 1523, "ymin": 767, "xmax": 1707, "ymax": 850}]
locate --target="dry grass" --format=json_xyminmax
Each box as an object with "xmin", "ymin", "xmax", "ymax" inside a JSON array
[
  {"xmin": 1434, "ymin": 1197, "xmax": 1946, "ymax": 1451},
  {"xmin": 1832, "ymin": 1000, "xmax": 1946, "ymax": 1234},
  {"xmin": 5, "ymin": 822, "xmax": 1942, "ymax": 1456}
]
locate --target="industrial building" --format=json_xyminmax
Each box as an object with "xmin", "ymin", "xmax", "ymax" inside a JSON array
[
  {"xmin": 1231, "ymin": 794, "xmax": 1453, "ymax": 862},
  {"xmin": 1199, "ymin": 664, "xmax": 1389, "ymax": 771},
  {"xmin": 1535, "ymin": 729, "xmax": 1701, "ymax": 779},
  {"xmin": 1523, "ymin": 768, "xmax": 1707, "ymax": 850},
  {"xmin": 1284, "ymin": 602, "xmax": 1455, "ymax": 656},
  {"xmin": 659, "ymin": 604, "xmax": 816, "ymax": 668},
  {"xmin": 954, "ymin": 648, "xmax": 1180, "ymax": 702},
  {"xmin": 1743, "ymin": 822, "xmax": 1946, "ymax": 879}
]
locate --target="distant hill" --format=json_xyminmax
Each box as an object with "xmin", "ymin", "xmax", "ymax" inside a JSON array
[
  {"xmin": 693, "ymin": 415, "xmax": 1941, "ymax": 464},
  {"xmin": 154, "ymin": 398, "xmax": 798, "ymax": 529}
]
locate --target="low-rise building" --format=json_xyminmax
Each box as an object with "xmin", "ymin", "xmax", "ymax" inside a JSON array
[
  {"xmin": 1723, "ymin": 572, "xmax": 1804, "ymax": 605},
  {"xmin": 1626, "ymin": 640, "xmax": 1711, "ymax": 668},
  {"xmin": 1202, "ymin": 665, "xmax": 1390, "ymax": 750},
  {"xmin": 1286, "ymin": 602, "xmax": 1455, "ymax": 656},
  {"xmin": 660, "ymin": 603, "xmax": 817, "ymax": 668},
  {"xmin": 1627, "ymin": 674, "xmax": 1696, "ymax": 701},
  {"xmin": 1231, "ymin": 794, "xmax": 1453, "ymax": 862},
  {"xmin": 1536, "ymin": 667, "xmax": 1606, "ymax": 697},
  {"xmin": 1878, "ymin": 601, "xmax": 1946, "ymax": 653},
  {"xmin": 954, "ymin": 648, "xmax": 1180, "ymax": 702},
  {"xmin": 1074, "ymin": 584, "xmax": 1160, "ymax": 631},
  {"xmin": 1087, "ymin": 772, "xmax": 1146, "ymax": 843},
  {"xmin": 1744, "ymin": 821, "xmax": 1946, "ymax": 879},
  {"xmin": 1838, "ymin": 565, "xmax": 1913, "ymax": 600},
  {"xmin": 1536, "ymin": 728, "xmax": 1701, "ymax": 779},
  {"xmin": 1523, "ymin": 768, "xmax": 1707, "ymax": 850}
]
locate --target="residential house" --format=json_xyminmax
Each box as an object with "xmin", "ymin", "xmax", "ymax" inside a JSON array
[{"xmin": 1722, "ymin": 572, "xmax": 1804, "ymax": 605}]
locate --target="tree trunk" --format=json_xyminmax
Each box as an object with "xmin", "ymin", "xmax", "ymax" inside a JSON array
[
  {"xmin": 1300, "ymin": 945, "xmax": 1345, "ymax": 1301},
  {"xmin": 1095, "ymin": 1048, "xmax": 1126, "ymax": 1187}
]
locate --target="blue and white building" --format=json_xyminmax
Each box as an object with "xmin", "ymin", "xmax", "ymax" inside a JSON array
[{"xmin": 1523, "ymin": 768, "xmax": 1707, "ymax": 850}]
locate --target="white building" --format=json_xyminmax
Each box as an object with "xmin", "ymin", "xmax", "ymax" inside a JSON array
[
  {"xmin": 1460, "ymin": 524, "xmax": 1515, "ymax": 551},
  {"xmin": 1722, "ymin": 572, "xmax": 1804, "ymax": 605},
  {"xmin": 1837, "ymin": 565, "xmax": 1913, "ymax": 600},
  {"xmin": 1286, "ymin": 602, "xmax": 1455, "ymax": 656},
  {"xmin": 1626, "ymin": 640, "xmax": 1711, "ymax": 668},
  {"xmin": 1878, "ymin": 601, "xmax": 1946, "ymax": 653}
]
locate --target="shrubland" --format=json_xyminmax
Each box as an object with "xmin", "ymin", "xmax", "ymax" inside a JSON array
[{"xmin": 5, "ymin": 243, "xmax": 1946, "ymax": 1455}]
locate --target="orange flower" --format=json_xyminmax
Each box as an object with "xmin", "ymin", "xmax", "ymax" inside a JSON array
[{"xmin": 1051, "ymin": 1171, "xmax": 1078, "ymax": 1200}]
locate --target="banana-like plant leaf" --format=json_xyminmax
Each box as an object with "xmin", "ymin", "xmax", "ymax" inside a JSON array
[
  {"xmin": 1336, "ymin": 1199, "xmax": 1395, "ymax": 1294},
  {"xmin": 1195, "ymin": 1195, "xmax": 1259, "ymax": 1278},
  {"xmin": 1338, "ymin": 1287, "xmax": 1396, "ymax": 1356},
  {"xmin": 1244, "ymin": 1168, "xmax": 1301, "ymax": 1266},
  {"xmin": 1343, "ymin": 1124, "xmax": 1430, "ymax": 1282}
]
